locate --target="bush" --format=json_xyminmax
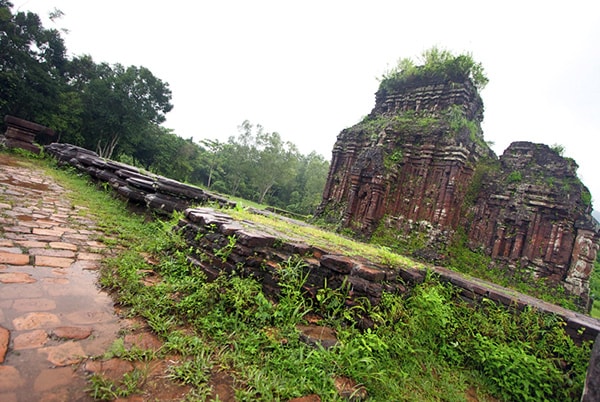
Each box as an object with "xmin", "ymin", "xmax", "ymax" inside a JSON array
[{"xmin": 379, "ymin": 47, "xmax": 488, "ymax": 94}]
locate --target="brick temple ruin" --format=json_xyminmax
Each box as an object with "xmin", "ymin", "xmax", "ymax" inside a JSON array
[{"xmin": 316, "ymin": 75, "xmax": 599, "ymax": 309}]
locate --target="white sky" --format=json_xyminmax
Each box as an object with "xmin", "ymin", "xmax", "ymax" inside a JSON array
[{"xmin": 17, "ymin": 0, "xmax": 600, "ymax": 207}]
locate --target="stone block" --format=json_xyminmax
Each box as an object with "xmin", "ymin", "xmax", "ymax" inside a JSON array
[
  {"xmin": 320, "ymin": 254, "xmax": 354, "ymax": 274},
  {"xmin": 155, "ymin": 177, "xmax": 206, "ymax": 200},
  {"xmin": 351, "ymin": 263, "xmax": 385, "ymax": 282},
  {"xmin": 236, "ymin": 229, "xmax": 276, "ymax": 248},
  {"xmin": 127, "ymin": 177, "xmax": 155, "ymax": 192},
  {"xmin": 145, "ymin": 194, "xmax": 187, "ymax": 213}
]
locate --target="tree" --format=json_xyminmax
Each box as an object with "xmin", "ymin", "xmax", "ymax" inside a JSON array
[
  {"xmin": 292, "ymin": 151, "xmax": 330, "ymax": 214},
  {"xmin": 0, "ymin": 1, "xmax": 68, "ymax": 129},
  {"xmin": 253, "ymin": 129, "xmax": 299, "ymax": 204},
  {"xmin": 71, "ymin": 58, "xmax": 173, "ymax": 159},
  {"xmin": 218, "ymin": 121, "xmax": 259, "ymax": 197},
  {"xmin": 200, "ymin": 139, "xmax": 225, "ymax": 189},
  {"xmin": 126, "ymin": 125, "xmax": 202, "ymax": 183}
]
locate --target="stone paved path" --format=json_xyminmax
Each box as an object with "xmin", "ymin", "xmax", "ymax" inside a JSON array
[{"xmin": 0, "ymin": 155, "xmax": 123, "ymax": 401}]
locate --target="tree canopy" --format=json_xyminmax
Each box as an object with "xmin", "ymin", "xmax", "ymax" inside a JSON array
[
  {"xmin": 0, "ymin": 2, "xmax": 329, "ymax": 215},
  {"xmin": 0, "ymin": 1, "xmax": 172, "ymax": 159},
  {"xmin": 0, "ymin": 0, "xmax": 67, "ymax": 126}
]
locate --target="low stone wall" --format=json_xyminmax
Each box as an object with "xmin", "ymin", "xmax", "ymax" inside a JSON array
[
  {"xmin": 177, "ymin": 208, "xmax": 409, "ymax": 311},
  {"xmin": 44, "ymin": 142, "xmax": 600, "ymax": 344},
  {"xmin": 178, "ymin": 207, "xmax": 600, "ymax": 344},
  {"xmin": 44, "ymin": 143, "xmax": 235, "ymax": 212}
]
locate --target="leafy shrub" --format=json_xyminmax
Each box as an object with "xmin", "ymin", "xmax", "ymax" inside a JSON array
[
  {"xmin": 471, "ymin": 334, "xmax": 563, "ymax": 401},
  {"xmin": 379, "ymin": 47, "xmax": 488, "ymax": 93},
  {"xmin": 507, "ymin": 170, "xmax": 523, "ymax": 183}
]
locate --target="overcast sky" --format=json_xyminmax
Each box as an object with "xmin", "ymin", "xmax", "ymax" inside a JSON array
[{"xmin": 17, "ymin": 0, "xmax": 600, "ymax": 206}]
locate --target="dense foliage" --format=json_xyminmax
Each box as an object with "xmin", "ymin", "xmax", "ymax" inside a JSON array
[
  {"xmin": 0, "ymin": 1, "xmax": 172, "ymax": 157},
  {"xmin": 379, "ymin": 47, "xmax": 488, "ymax": 94},
  {"xmin": 0, "ymin": 2, "xmax": 328, "ymax": 215}
]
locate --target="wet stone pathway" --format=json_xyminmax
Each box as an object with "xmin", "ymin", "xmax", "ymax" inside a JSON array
[{"xmin": 0, "ymin": 155, "xmax": 123, "ymax": 402}]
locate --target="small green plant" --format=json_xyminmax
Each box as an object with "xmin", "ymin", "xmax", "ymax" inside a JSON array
[
  {"xmin": 168, "ymin": 351, "xmax": 213, "ymax": 386},
  {"xmin": 86, "ymin": 369, "xmax": 145, "ymax": 400},
  {"xmin": 581, "ymin": 188, "xmax": 593, "ymax": 207},
  {"xmin": 506, "ymin": 170, "xmax": 523, "ymax": 183},
  {"xmin": 315, "ymin": 279, "xmax": 355, "ymax": 323},
  {"xmin": 471, "ymin": 334, "xmax": 563, "ymax": 401},
  {"xmin": 551, "ymin": 143, "xmax": 565, "ymax": 156},
  {"xmin": 384, "ymin": 149, "xmax": 404, "ymax": 169},
  {"xmin": 273, "ymin": 257, "xmax": 312, "ymax": 326},
  {"xmin": 591, "ymin": 259, "xmax": 600, "ymax": 318},
  {"xmin": 379, "ymin": 47, "xmax": 488, "ymax": 92},
  {"xmin": 214, "ymin": 234, "xmax": 237, "ymax": 262},
  {"xmin": 87, "ymin": 374, "xmax": 119, "ymax": 401},
  {"xmin": 102, "ymin": 338, "xmax": 156, "ymax": 362}
]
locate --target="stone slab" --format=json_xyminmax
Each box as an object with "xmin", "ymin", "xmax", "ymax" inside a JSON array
[
  {"xmin": 12, "ymin": 298, "xmax": 57, "ymax": 312},
  {"xmin": 0, "ymin": 326, "xmax": 9, "ymax": 363},
  {"xmin": 0, "ymin": 366, "xmax": 24, "ymax": 392},
  {"xmin": 51, "ymin": 326, "xmax": 92, "ymax": 340},
  {"xmin": 33, "ymin": 367, "xmax": 76, "ymax": 393},
  {"xmin": 0, "ymin": 252, "xmax": 29, "ymax": 265},
  {"xmin": 0, "ymin": 272, "xmax": 36, "ymax": 284},
  {"xmin": 13, "ymin": 312, "xmax": 61, "ymax": 330},
  {"xmin": 13, "ymin": 329, "xmax": 48, "ymax": 350},
  {"xmin": 38, "ymin": 341, "xmax": 86, "ymax": 366},
  {"xmin": 33, "ymin": 255, "xmax": 74, "ymax": 268}
]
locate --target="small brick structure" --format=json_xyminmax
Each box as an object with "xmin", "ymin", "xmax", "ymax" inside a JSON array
[{"xmin": 2, "ymin": 115, "xmax": 55, "ymax": 154}]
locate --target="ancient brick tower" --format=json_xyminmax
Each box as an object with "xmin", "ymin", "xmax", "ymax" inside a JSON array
[
  {"xmin": 317, "ymin": 67, "xmax": 599, "ymax": 309},
  {"xmin": 318, "ymin": 74, "xmax": 490, "ymax": 235}
]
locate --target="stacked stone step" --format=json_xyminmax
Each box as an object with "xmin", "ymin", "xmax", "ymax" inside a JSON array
[
  {"xmin": 44, "ymin": 143, "xmax": 236, "ymax": 213},
  {"xmin": 2, "ymin": 115, "xmax": 55, "ymax": 154}
]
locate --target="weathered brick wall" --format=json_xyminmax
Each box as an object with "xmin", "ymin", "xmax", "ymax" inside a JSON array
[{"xmin": 177, "ymin": 208, "xmax": 409, "ymax": 310}]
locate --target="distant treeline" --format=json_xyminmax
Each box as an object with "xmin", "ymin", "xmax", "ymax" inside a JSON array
[{"xmin": 0, "ymin": 1, "xmax": 329, "ymax": 215}]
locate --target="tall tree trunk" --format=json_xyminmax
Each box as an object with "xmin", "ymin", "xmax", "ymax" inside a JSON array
[
  {"xmin": 258, "ymin": 182, "xmax": 274, "ymax": 204},
  {"xmin": 97, "ymin": 134, "xmax": 119, "ymax": 159}
]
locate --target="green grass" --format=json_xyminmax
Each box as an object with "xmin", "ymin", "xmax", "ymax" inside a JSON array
[
  {"xmin": 7, "ymin": 151, "xmax": 594, "ymax": 401},
  {"xmin": 227, "ymin": 207, "xmax": 424, "ymax": 271},
  {"xmin": 591, "ymin": 261, "xmax": 600, "ymax": 319}
]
